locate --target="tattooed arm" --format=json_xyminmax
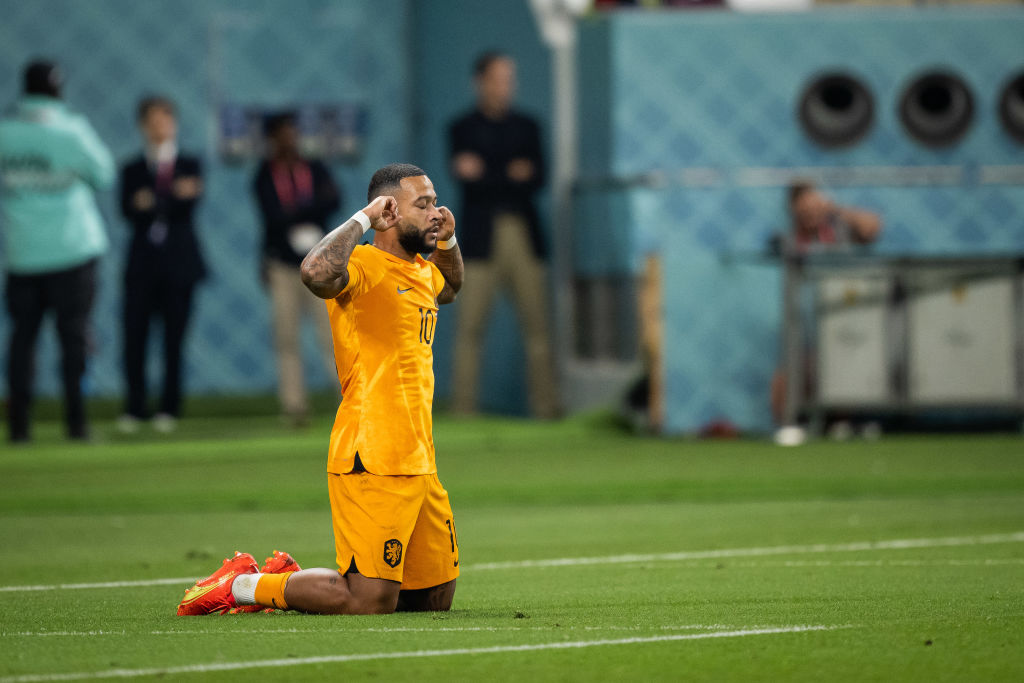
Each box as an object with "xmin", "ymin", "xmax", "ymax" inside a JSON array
[
  {"xmin": 300, "ymin": 196, "xmax": 400, "ymax": 299},
  {"xmin": 430, "ymin": 206, "xmax": 464, "ymax": 305}
]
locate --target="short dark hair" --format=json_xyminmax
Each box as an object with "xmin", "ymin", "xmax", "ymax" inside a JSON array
[
  {"xmin": 473, "ymin": 50, "xmax": 510, "ymax": 78},
  {"xmin": 137, "ymin": 96, "xmax": 176, "ymax": 122},
  {"xmin": 788, "ymin": 179, "xmax": 816, "ymax": 206},
  {"xmin": 367, "ymin": 163, "xmax": 427, "ymax": 203},
  {"xmin": 23, "ymin": 59, "xmax": 62, "ymax": 98},
  {"xmin": 263, "ymin": 111, "xmax": 297, "ymax": 138}
]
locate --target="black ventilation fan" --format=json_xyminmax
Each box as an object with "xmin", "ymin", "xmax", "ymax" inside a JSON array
[
  {"xmin": 798, "ymin": 72, "xmax": 875, "ymax": 148},
  {"xmin": 998, "ymin": 70, "xmax": 1024, "ymax": 145},
  {"xmin": 898, "ymin": 70, "xmax": 974, "ymax": 148}
]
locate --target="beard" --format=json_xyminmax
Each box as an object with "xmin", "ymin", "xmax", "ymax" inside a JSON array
[{"xmin": 397, "ymin": 224, "xmax": 436, "ymax": 254}]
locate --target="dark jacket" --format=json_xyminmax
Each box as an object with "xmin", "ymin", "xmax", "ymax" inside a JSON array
[
  {"xmin": 119, "ymin": 154, "xmax": 206, "ymax": 286},
  {"xmin": 252, "ymin": 158, "xmax": 341, "ymax": 265},
  {"xmin": 448, "ymin": 108, "xmax": 546, "ymax": 260}
]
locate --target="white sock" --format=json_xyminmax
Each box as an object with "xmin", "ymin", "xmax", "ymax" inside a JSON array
[{"xmin": 231, "ymin": 573, "xmax": 262, "ymax": 605}]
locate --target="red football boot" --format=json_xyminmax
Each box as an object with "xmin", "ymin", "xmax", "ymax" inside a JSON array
[
  {"xmin": 176, "ymin": 551, "xmax": 258, "ymax": 616},
  {"xmin": 229, "ymin": 550, "xmax": 303, "ymax": 613}
]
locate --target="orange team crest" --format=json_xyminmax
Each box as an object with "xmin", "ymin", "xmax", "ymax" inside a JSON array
[{"xmin": 384, "ymin": 539, "xmax": 403, "ymax": 568}]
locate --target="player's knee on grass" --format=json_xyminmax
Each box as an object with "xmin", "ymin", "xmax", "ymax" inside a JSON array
[
  {"xmin": 354, "ymin": 582, "xmax": 402, "ymax": 614},
  {"xmin": 311, "ymin": 579, "xmax": 391, "ymax": 615},
  {"xmin": 395, "ymin": 579, "xmax": 456, "ymax": 612},
  {"xmin": 334, "ymin": 571, "xmax": 401, "ymax": 615}
]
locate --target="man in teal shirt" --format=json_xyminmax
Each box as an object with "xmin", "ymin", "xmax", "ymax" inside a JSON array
[{"xmin": 0, "ymin": 60, "xmax": 114, "ymax": 442}]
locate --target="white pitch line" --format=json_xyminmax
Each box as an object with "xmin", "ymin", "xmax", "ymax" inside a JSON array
[
  {"xmin": 2, "ymin": 531, "xmax": 1022, "ymax": 594},
  {"xmin": 736, "ymin": 558, "xmax": 1024, "ymax": 569},
  {"xmin": 467, "ymin": 531, "xmax": 1024, "ymax": 571},
  {"xmin": 2, "ymin": 632, "xmax": 128, "ymax": 639},
  {"xmin": 4, "ymin": 624, "xmax": 762, "ymax": 638},
  {"xmin": 0, "ymin": 578, "xmax": 196, "ymax": 593},
  {"xmin": 590, "ymin": 558, "xmax": 1024, "ymax": 570},
  {"xmin": 0, "ymin": 625, "xmax": 837, "ymax": 683}
]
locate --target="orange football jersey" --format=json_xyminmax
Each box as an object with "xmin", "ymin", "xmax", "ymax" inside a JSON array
[{"xmin": 325, "ymin": 244, "xmax": 446, "ymax": 475}]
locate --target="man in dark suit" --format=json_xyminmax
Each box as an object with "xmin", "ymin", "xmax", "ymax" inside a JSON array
[{"xmin": 118, "ymin": 96, "xmax": 206, "ymax": 433}]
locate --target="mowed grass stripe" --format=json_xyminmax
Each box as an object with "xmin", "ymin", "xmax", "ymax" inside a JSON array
[
  {"xmin": 2, "ymin": 531, "xmax": 1021, "ymax": 593},
  {"xmin": 3, "ymin": 421, "xmax": 1021, "ymax": 681},
  {"xmin": 468, "ymin": 531, "xmax": 1024, "ymax": 570},
  {"xmin": 0, "ymin": 626, "xmax": 838, "ymax": 682},
  {"xmin": 4, "ymin": 624, "xmax": 803, "ymax": 638}
]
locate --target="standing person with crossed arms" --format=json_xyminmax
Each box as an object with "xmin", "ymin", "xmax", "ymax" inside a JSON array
[
  {"xmin": 448, "ymin": 51, "xmax": 560, "ymax": 419},
  {"xmin": 177, "ymin": 163, "xmax": 464, "ymax": 615},
  {"xmin": 118, "ymin": 96, "xmax": 206, "ymax": 434}
]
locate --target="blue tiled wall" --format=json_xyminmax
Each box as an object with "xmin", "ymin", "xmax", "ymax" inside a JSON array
[
  {"xmin": 578, "ymin": 7, "xmax": 1024, "ymax": 433},
  {"xmin": 0, "ymin": 0, "xmax": 412, "ymax": 401},
  {"xmin": 409, "ymin": 0, "xmax": 553, "ymax": 415},
  {"xmin": 0, "ymin": 0, "xmax": 552, "ymax": 415},
  {"xmin": 5, "ymin": 2, "xmax": 1023, "ymax": 432}
]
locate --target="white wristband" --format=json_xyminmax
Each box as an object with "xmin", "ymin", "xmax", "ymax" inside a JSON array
[
  {"xmin": 437, "ymin": 234, "xmax": 457, "ymax": 250},
  {"xmin": 351, "ymin": 210, "xmax": 372, "ymax": 234}
]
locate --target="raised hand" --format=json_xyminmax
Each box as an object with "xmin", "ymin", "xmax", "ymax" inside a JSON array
[
  {"xmin": 364, "ymin": 195, "xmax": 402, "ymax": 232},
  {"xmin": 437, "ymin": 206, "xmax": 456, "ymax": 241}
]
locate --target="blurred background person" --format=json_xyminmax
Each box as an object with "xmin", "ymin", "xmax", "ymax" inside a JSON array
[
  {"xmin": 787, "ymin": 179, "xmax": 882, "ymax": 254},
  {"xmin": 118, "ymin": 96, "xmax": 205, "ymax": 434},
  {"xmin": 448, "ymin": 51, "xmax": 560, "ymax": 419},
  {"xmin": 0, "ymin": 59, "xmax": 114, "ymax": 443},
  {"xmin": 771, "ymin": 179, "xmax": 883, "ymax": 436},
  {"xmin": 253, "ymin": 112, "xmax": 341, "ymax": 426}
]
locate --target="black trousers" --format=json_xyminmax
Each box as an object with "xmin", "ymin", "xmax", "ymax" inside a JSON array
[
  {"xmin": 5, "ymin": 259, "xmax": 98, "ymax": 441},
  {"xmin": 122, "ymin": 273, "xmax": 196, "ymax": 419}
]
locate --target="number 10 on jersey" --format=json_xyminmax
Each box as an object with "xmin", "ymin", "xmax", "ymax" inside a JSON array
[{"xmin": 418, "ymin": 308, "xmax": 435, "ymax": 344}]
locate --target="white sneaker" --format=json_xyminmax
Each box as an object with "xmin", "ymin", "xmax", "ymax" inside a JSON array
[
  {"xmin": 116, "ymin": 414, "xmax": 141, "ymax": 434},
  {"xmin": 152, "ymin": 413, "xmax": 177, "ymax": 434},
  {"xmin": 773, "ymin": 425, "xmax": 807, "ymax": 447}
]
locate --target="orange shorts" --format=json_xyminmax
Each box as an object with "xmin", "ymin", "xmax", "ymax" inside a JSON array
[{"xmin": 327, "ymin": 471, "xmax": 460, "ymax": 590}]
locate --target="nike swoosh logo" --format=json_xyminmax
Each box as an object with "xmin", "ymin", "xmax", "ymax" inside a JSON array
[
  {"xmin": 179, "ymin": 575, "xmax": 229, "ymax": 605},
  {"xmin": 397, "ymin": 286, "xmax": 413, "ymax": 294}
]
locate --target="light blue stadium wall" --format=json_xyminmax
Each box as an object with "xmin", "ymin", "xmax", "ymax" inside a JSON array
[
  {"xmin": 0, "ymin": 0, "xmax": 413, "ymax": 402},
  {"xmin": 577, "ymin": 7, "xmax": 1024, "ymax": 434},
  {"xmin": 0, "ymin": 0, "xmax": 550, "ymax": 415},
  {"xmin": 410, "ymin": 0, "xmax": 552, "ymax": 415},
  {"xmin": 6, "ymin": 3, "xmax": 1023, "ymax": 430}
]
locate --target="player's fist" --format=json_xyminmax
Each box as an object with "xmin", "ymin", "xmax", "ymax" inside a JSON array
[
  {"xmin": 437, "ymin": 206, "xmax": 456, "ymax": 241},
  {"xmin": 364, "ymin": 195, "xmax": 401, "ymax": 231}
]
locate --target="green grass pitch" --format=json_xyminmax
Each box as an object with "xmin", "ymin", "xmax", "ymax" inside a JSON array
[{"xmin": 1, "ymin": 412, "xmax": 1022, "ymax": 681}]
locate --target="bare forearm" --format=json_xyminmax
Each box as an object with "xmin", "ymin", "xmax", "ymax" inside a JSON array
[
  {"xmin": 429, "ymin": 245, "xmax": 464, "ymax": 304},
  {"xmin": 300, "ymin": 218, "xmax": 363, "ymax": 299},
  {"xmin": 837, "ymin": 206, "xmax": 882, "ymax": 243}
]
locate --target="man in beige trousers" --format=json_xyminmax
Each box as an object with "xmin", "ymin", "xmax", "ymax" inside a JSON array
[
  {"xmin": 447, "ymin": 52, "xmax": 559, "ymax": 419},
  {"xmin": 252, "ymin": 112, "xmax": 341, "ymax": 424}
]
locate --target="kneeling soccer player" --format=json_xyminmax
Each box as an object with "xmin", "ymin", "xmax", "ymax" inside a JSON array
[{"xmin": 178, "ymin": 163, "xmax": 464, "ymax": 615}]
